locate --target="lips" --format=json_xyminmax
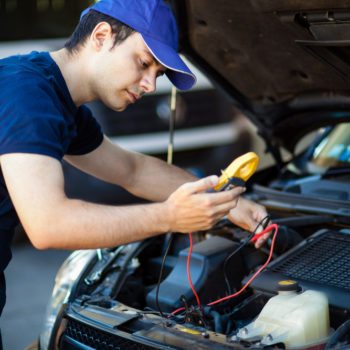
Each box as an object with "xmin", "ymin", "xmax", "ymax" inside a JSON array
[{"xmin": 127, "ymin": 91, "xmax": 139, "ymax": 103}]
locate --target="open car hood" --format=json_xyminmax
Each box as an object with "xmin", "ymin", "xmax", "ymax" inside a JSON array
[{"xmin": 172, "ymin": 0, "xmax": 350, "ymax": 155}]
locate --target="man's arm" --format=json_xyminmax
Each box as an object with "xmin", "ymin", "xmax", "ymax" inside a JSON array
[
  {"xmin": 1, "ymin": 153, "xmax": 243, "ymax": 250},
  {"xmin": 64, "ymin": 136, "xmax": 196, "ymax": 201},
  {"xmin": 65, "ymin": 137, "xmax": 271, "ymax": 247}
]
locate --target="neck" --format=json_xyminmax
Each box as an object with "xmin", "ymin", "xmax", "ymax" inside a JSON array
[{"xmin": 50, "ymin": 48, "xmax": 95, "ymax": 106}]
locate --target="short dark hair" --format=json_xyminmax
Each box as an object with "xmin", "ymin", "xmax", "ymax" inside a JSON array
[{"xmin": 65, "ymin": 10, "xmax": 135, "ymax": 53}]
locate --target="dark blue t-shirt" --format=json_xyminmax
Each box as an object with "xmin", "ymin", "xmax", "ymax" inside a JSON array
[{"xmin": 0, "ymin": 51, "xmax": 104, "ymax": 314}]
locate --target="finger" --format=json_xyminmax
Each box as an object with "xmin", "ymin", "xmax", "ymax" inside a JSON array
[
  {"xmin": 252, "ymin": 218, "xmax": 271, "ymax": 234},
  {"xmin": 254, "ymin": 232, "xmax": 271, "ymax": 249},
  {"xmin": 202, "ymin": 186, "xmax": 245, "ymax": 206},
  {"xmin": 212, "ymin": 199, "xmax": 240, "ymax": 217},
  {"xmin": 181, "ymin": 175, "xmax": 219, "ymax": 194},
  {"xmin": 254, "ymin": 214, "xmax": 271, "ymax": 232}
]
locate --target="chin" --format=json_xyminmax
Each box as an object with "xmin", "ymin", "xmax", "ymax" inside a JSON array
[
  {"xmin": 115, "ymin": 104, "xmax": 128, "ymax": 112},
  {"xmin": 105, "ymin": 100, "xmax": 129, "ymax": 112}
]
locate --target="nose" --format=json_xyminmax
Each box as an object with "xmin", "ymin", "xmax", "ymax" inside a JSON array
[{"xmin": 140, "ymin": 73, "xmax": 157, "ymax": 94}]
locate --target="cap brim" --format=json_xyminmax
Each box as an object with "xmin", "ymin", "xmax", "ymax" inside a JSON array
[{"xmin": 141, "ymin": 34, "xmax": 196, "ymax": 91}]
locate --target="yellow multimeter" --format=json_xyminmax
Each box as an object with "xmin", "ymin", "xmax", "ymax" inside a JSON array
[{"xmin": 214, "ymin": 152, "xmax": 259, "ymax": 191}]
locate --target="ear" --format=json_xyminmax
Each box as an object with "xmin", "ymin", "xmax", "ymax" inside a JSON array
[{"xmin": 90, "ymin": 22, "xmax": 113, "ymax": 51}]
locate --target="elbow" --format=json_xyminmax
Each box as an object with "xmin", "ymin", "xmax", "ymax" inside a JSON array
[
  {"xmin": 26, "ymin": 226, "xmax": 55, "ymax": 250},
  {"xmin": 31, "ymin": 239, "xmax": 50, "ymax": 250},
  {"xmin": 21, "ymin": 197, "xmax": 75, "ymax": 250},
  {"xmin": 24, "ymin": 214, "xmax": 65, "ymax": 250},
  {"xmin": 15, "ymin": 194, "xmax": 74, "ymax": 249}
]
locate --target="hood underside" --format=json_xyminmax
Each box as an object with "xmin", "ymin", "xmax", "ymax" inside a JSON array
[{"xmin": 172, "ymin": 0, "xmax": 350, "ymax": 153}]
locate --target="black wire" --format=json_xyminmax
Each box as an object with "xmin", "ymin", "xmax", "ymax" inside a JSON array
[
  {"xmin": 223, "ymin": 215, "xmax": 271, "ymax": 295},
  {"xmin": 155, "ymin": 233, "xmax": 174, "ymax": 318},
  {"xmin": 156, "ymin": 87, "xmax": 176, "ymax": 318},
  {"xmin": 223, "ymin": 235, "xmax": 253, "ymax": 295},
  {"xmin": 156, "ymin": 215, "xmax": 271, "ymax": 317}
]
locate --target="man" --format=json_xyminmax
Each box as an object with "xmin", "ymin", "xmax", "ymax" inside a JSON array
[{"xmin": 0, "ymin": 0, "xmax": 268, "ymax": 345}]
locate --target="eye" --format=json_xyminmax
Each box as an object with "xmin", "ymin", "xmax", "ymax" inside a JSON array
[{"xmin": 140, "ymin": 59, "xmax": 150, "ymax": 69}]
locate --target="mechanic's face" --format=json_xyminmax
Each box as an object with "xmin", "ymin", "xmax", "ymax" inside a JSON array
[{"xmin": 91, "ymin": 27, "xmax": 166, "ymax": 111}]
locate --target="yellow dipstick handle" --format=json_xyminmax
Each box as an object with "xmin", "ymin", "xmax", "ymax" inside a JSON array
[{"xmin": 214, "ymin": 152, "xmax": 259, "ymax": 191}]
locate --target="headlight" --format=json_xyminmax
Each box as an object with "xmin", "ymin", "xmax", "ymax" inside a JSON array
[{"xmin": 39, "ymin": 249, "xmax": 95, "ymax": 350}]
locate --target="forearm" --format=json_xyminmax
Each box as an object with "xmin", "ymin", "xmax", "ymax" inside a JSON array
[
  {"xmin": 126, "ymin": 152, "xmax": 196, "ymax": 201},
  {"xmin": 28, "ymin": 198, "xmax": 170, "ymax": 250},
  {"xmin": 65, "ymin": 137, "xmax": 197, "ymax": 202},
  {"xmin": 29, "ymin": 176, "xmax": 243, "ymax": 250},
  {"xmin": 2, "ymin": 153, "xmax": 243, "ymax": 251}
]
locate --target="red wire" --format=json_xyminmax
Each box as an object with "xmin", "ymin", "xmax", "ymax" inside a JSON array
[
  {"xmin": 250, "ymin": 224, "xmax": 276, "ymax": 243},
  {"xmin": 171, "ymin": 223, "xmax": 279, "ymax": 315},
  {"xmin": 208, "ymin": 223, "xmax": 278, "ymax": 306},
  {"xmin": 187, "ymin": 232, "xmax": 202, "ymax": 307}
]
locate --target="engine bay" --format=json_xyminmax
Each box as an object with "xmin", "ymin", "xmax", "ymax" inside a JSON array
[
  {"xmin": 66, "ymin": 199, "xmax": 350, "ymax": 350},
  {"xmin": 57, "ymin": 143, "xmax": 350, "ymax": 349}
]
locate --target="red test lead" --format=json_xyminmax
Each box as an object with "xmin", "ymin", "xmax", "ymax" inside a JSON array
[{"xmin": 250, "ymin": 224, "xmax": 276, "ymax": 243}]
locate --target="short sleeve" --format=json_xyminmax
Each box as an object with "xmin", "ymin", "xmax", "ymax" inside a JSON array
[
  {"xmin": 66, "ymin": 105, "xmax": 104, "ymax": 155},
  {"xmin": 0, "ymin": 72, "xmax": 73, "ymax": 160}
]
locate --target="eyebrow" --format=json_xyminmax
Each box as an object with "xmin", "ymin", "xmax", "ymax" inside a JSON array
[{"xmin": 142, "ymin": 50, "xmax": 166, "ymax": 73}]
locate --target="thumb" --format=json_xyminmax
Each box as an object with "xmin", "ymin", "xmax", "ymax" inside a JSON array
[{"xmin": 184, "ymin": 175, "xmax": 219, "ymax": 194}]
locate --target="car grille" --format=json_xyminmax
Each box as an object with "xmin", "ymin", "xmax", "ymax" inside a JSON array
[{"xmin": 63, "ymin": 318, "xmax": 161, "ymax": 350}]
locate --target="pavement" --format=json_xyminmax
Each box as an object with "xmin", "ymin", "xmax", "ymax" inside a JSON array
[{"xmin": 0, "ymin": 241, "xmax": 70, "ymax": 350}]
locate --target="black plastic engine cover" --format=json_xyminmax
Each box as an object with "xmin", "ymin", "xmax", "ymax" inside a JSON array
[
  {"xmin": 249, "ymin": 229, "xmax": 350, "ymax": 310},
  {"xmin": 146, "ymin": 236, "xmax": 244, "ymax": 312}
]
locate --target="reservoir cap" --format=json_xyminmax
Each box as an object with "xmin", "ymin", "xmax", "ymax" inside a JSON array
[{"xmin": 277, "ymin": 280, "xmax": 301, "ymax": 292}]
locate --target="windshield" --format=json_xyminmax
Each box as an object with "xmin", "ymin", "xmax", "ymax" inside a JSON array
[
  {"xmin": 311, "ymin": 123, "xmax": 350, "ymax": 169},
  {"xmin": 270, "ymin": 123, "xmax": 350, "ymax": 195}
]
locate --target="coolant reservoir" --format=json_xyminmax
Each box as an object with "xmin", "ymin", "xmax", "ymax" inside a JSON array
[{"xmin": 236, "ymin": 280, "xmax": 330, "ymax": 349}]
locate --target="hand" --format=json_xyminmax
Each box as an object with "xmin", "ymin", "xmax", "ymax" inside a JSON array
[
  {"xmin": 228, "ymin": 197, "xmax": 270, "ymax": 249},
  {"xmin": 165, "ymin": 175, "xmax": 245, "ymax": 233}
]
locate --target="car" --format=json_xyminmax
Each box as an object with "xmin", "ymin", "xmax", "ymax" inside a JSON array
[{"xmin": 39, "ymin": 0, "xmax": 350, "ymax": 349}]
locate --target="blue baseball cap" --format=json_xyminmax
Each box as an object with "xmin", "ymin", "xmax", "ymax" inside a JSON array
[{"xmin": 81, "ymin": 0, "xmax": 197, "ymax": 90}]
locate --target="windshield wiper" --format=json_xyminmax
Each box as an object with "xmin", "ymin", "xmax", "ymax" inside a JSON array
[{"xmin": 323, "ymin": 165, "xmax": 350, "ymax": 178}]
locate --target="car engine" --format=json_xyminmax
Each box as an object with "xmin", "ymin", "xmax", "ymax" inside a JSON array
[{"xmin": 56, "ymin": 195, "xmax": 350, "ymax": 350}]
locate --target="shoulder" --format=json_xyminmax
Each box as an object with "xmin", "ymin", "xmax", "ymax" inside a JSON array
[
  {"xmin": 0, "ymin": 52, "xmax": 71, "ymax": 114},
  {"xmin": 0, "ymin": 52, "xmax": 59, "ymax": 92}
]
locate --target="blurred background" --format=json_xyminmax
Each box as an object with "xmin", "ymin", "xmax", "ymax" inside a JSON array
[{"xmin": 0, "ymin": 0, "xmax": 270, "ymax": 349}]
